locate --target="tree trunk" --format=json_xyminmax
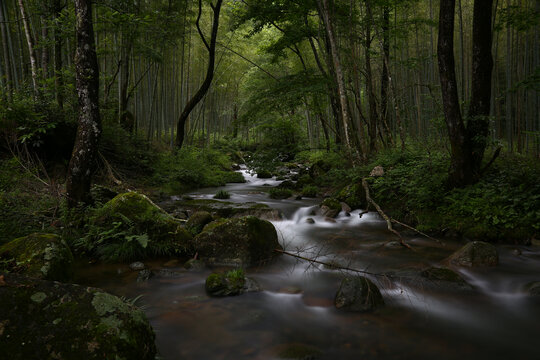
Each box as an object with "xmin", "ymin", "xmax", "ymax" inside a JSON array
[
  {"xmin": 17, "ymin": 0, "xmax": 39, "ymax": 98},
  {"xmin": 365, "ymin": 0, "xmax": 379, "ymax": 153},
  {"xmin": 176, "ymin": 0, "xmax": 223, "ymax": 148},
  {"xmin": 317, "ymin": 0, "xmax": 357, "ymax": 160},
  {"xmin": 53, "ymin": 0, "xmax": 64, "ymax": 108},
  {"xmin": 467, "ymin": 0, "xmax": 494, "ymax": 173},
  {"xmin": 438, "ymin": 0, "xmax": 469, "ymax": 187},
  {"xmin": 0, "ymin": 0, "xmax": 12, "ymax": 101},
  {"xmin": 66, "ymin": 0, "xmax": 101, "ymax": 207}
]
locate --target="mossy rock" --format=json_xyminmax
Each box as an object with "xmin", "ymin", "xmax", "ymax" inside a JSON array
[
  {"xmin": 268, "ymin": 188, "xmax": 293, "ymax": 199},
  {"xmin": 88, "ymin": 192, "xmax": 193, "ymax": 261},
  {"xmin": 257, "ymin": 170, "xmax": 272, "ymax": 179},
  {"xmin": 334, "ymin": 276, "xmax": 384, "ymax": 312},
  {"xmin": 525, "ymin": 282, "xmax": 540, "ymax": 297},
  {"xmin": 0, "ymin": 233, "xmax": 73, "ymax": 282},
  {"xmin": 205, "ymin": 270, "xmax": 246, "ymax": 297},
  {"xmin": 336, "ymin": 183, "xmax": 366, "ymax": 210},
  {"xmin": 308, "ymin": 160, "xmax": 331, "ymax": 178},
  {"xmin": 447, "ymin": 241, "xmax": 499, "ymax": 267},
  {"xmin": 90, "ymin": 185, "xmax": 119, "ymax": 205},
  {"xmin": 320, "ymin": 198, "xmax": 341, "ymax": 218},
  {"xmin": 194, "ymin": 216, "xmax": 282, "ymax": 267},
  {"xmin": 185, "ymin": 211, "xmax": 214, "ymax": 236},
  {"xmin": 0, "ymin": 273, "xmax": 156, "ymax": 360}
]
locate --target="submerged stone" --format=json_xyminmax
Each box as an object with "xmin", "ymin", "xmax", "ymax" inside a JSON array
[
  {"xmin": 205, "ymin": 270, "xmax": 261, "ymax": 297},
  {"xmin": 334, "ymin": 276, "xmax": 384, "ymax": 312},
  {"xmin": 0, "ymin": 233, "xmax": 73, "ymax": 282},
  {"xmin": 447, "ymin": 241, "xmax": 499, "ymax": 267},
  {"xmin": 0, "ymin": 273, "xmax": 156, "ymax": 360},
  {"xmin": 194, "ymin": 216, "xmax": 282, "ymax": 267}
]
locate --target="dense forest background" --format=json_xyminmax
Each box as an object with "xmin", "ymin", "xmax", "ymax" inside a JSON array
[{"xmin": 0, "ymin": 0, "xmax": 539, "ymax": 244}]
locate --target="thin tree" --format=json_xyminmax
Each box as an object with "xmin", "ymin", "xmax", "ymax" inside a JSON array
[
  {"xmin": 17, "ymin": 0, "xmax": 39, "ymax": 98},
  {"xmin": 176, "ymin": 0, "xmax": 223, "ymax": 148},
  {"xmin": 66, "ymin": 0, "xmax": 101, "ymax": 207}
]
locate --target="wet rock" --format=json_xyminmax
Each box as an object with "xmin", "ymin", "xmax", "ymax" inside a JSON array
[
  {"xmin": 194, "ymin": 216, "xmax": 282, "ymax": 267},
  {"xmin": 231, "ymin": 163, "xmax": 241, "ymax": 171},
  {"xmin": 205, "ymin": 270, "xmax": 259, "ymax": 297},
  {"xmin": 319, "ymin": 198, "xmax": 341, "ymax": 218},
  {"xmin": 184, "ymin": 259, "xmax": 206, "ymax": 271},
  {"xmin": 137, "ymin": 269, "xmax": 154, "ymax": 282},
  {"xmin": 334, "ymin": 276, "xmax": 384, "ymax": 312},
  {"xmin": 525, "ymin": 282, "xmax": 540, "ymax": 297},
  {"xmin": 305, "ymin": 218, "xmax": 315, "ymax": 224},
  {"xmin": 384, "ymin": 241, "xmax": 402, "ymax": 249},
  {"xmin": 156, "ymin": 269, "xmax": 183, "ymax": 278},
  {"xmin": 278, "ymin": 286, "xmax": 303, "ymax": 295},
  {"xmin": 89, "ymin": 192, "xmax": 193, "ymax": 261},
  {"xmin": 129, "ymin": 261, "xmax": 145, "ymax": 271},
  {"xmin": 276, "ymin": 343, "xmax": 322, "ymax": 359},
  {"xmin": 512, "ymin": 248, "xmax": 522, "ymax": 256},
  {"xmin": 340, "ymin": 202, "xmax": 352, "ymax": 213},
  {"xmin": 324, "ymin": 217, "xmax": 337, "ymax": 223},
  {"xmin": 278, "ymin": 180, "xmax": 296, "ymax": 190},
  {"xmin": 0, "ymin": 233, "xmax": 73, "ymax": 282},
  {"xmin": 185, "ymin": 211, "xmax": 214, "ymax": 236},
  {"xmin": 0, "ymin": 273, "xmax": 156, "ymax": 360},
  {"xmin": 447, "ymin": 241, "xmax": 499, "ymax": 267},
  {"xmin": 369, "ymin": 166, "xmax": 385, "ymax": 177},
  {"xmin": 419, "ymin": 267, "xmax": 471, "ymax": 290}
]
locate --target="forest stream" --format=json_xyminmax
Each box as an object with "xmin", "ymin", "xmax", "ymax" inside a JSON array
[{"xmin": 74, "ymin": 169, "xmax": 540, "ymax": 360}]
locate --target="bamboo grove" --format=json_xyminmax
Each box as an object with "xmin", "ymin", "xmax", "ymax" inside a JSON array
[{"xmin": 0, "ymin": 0, "xmax": 538, "ymax": 156}]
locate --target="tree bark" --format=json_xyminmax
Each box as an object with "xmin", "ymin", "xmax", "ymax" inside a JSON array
[
  {"xmin": 66, "ymin": 0, "xmax": 101, "ymax": 207},
  {"xmin": 438, "ymin": 0, "xmax": 469, "ymax": 187},
  {"xmin": 17, "ymin": 0, "xmax": 39, "ymax": 98},
  {"xmin": 53, "ymin": 0, "xmax": 64, "ymax": 108},
  {"xmin": 317, "ymin": 0, "xmax": 357, "ymax": 160},
  {"xmin": 175, "ymin": 0, "xmax": 223, "ymax": 148},
  {"xmin": 0, "ymin": 0, "xmax": 12, "ymax": 101}
]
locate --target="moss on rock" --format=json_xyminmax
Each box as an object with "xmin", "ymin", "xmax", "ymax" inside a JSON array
[
  {"xmin": 334, "ymin": 276, "xmax": 384, "ymax": 312},
  {"xmin": 86, "ymin": 192, "xmax": 193, "ymax": 262},
  {"xmin": 195, "ymin": 216, "xmax": 282, "ymax": 267},
  {"xmin": 320, "ymin": 198, "xmax": 342, "ymax": 218},
  {"xmin": 447, "ymin": 241, "xmax": 499, "ymax": 267},
  {"xmin": 0, "ymin": 273, "xmax": 156, "ymax": 360},
  {"xmin": 185, "ymin": 211, "xmax": 214, "ymax": 236},
  {"xmin": 0, "ymin": 233, "xmax": 73, "ymax": 281}
]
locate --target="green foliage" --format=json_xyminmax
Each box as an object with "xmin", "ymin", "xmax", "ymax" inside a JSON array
[
  {"xmin": 301, "ymin": 185, "xmax": 318, "ymax": 198},
  {"xmin": 365, "ymin": 145, "xmax": 540, "ymax": 242},
  {"xmin": 268, "ymin": 188, "xmax": 293, "ymax": 199},
  {"xmin": 0, "ymin": 158, "xmax": 60, "ymax": 245},
  {"xmin": 214, "ymin": 190, "xmax": 231, "ymax": 199}
]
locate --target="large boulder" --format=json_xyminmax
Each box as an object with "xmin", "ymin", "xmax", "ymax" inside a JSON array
[
  {"xmin": 334, "ymin": 276, "xmax": 384, "ymax": 312},
  {"xmin": 87, "ymin": 192, "xmax": 193, "ymax": 262},
  {"xmin": 0, "ymin": 273, "xmax": 156, "ymax": 360},
  {"xmin": 0, "ymin": 233, "xmax": 73, "ymax": 282},
  {"xmin": 185, "ymin": 211, "xmax": 214, "ymax": 236},
  {"xmin": 336, "ymin": 183, "xmax": 366, "ymax": 210},
  {"xmin": 447, "ymin": 241, "xmax": 499, "ymax": 267},
  {"xmin": 194, "ymin": 216, "xmax": 282, "ymax": 267}
]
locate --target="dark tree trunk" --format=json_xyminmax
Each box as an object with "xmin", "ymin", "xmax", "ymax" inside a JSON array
[
  {"xmin": 380, "ymin": 5, "xmax": 391, "ymax": 144},
  {"xmin": 176, "ymin": 0, "xmax": 223, "ymax": 148},
  {"xmin": 438, "ymin": 0, "xmax": 469, "ymax": 187},
  {"xmin": 467, "ymin": 0, "xmax": 494, "ymax": 174},
  {"xmin": 66, "ymin": 0, "xmax": 101, "ymax": 207},
  {"xmin": 438, "ymin": 0, "xmax": 494, "ymax": 187}
]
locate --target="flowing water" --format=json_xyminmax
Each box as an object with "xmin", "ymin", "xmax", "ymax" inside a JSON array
[{"xmin": 75, "ymin": 169, "xmax": 540, "ymax": 359}]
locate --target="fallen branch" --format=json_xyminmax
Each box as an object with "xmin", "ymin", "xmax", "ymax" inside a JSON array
[
  {"xmin": 275, "ymin": 248, "xmax": 393, "ymax": 279},
  {"xmin": 362, "ymin": 178, "xmax": 412, "ymax": 249},
  {"xmin": 98, "ymin": 151, "xmax": 122, "ymax": 186},
  {"xmin": 390, "ymin": 218, "xmax": 444, "ymax": 246}
]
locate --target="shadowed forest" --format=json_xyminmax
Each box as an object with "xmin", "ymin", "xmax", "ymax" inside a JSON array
[{"xmin": 0, "ymin": 0, "xmax": 539, "ymax": 359}]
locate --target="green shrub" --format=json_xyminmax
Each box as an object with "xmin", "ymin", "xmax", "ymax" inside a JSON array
[
  {"xmin": 214, "ymin": 190, "xmax": 231, "ymax": 199},
  {"xmin": 302, "ymin": 185, "xmax": 318, "ymax": 197}
]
